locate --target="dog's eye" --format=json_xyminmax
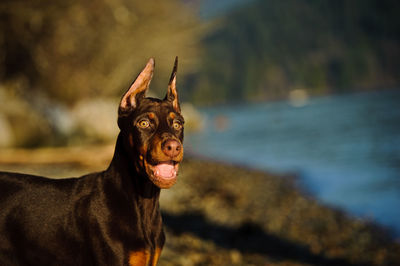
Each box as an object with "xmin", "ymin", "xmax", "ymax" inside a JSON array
[
  {"xmin": 172, "ymin": 121, "xmax": 182, "ymax": 130},
  {"xmin": 137, "ymin": 119, "xmax": 150, "ymax": 129}
]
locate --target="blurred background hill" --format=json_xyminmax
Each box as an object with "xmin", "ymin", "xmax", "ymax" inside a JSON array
[{"xmin": 187, "ymin": 0, "xmax": 400, "ymax": 104}]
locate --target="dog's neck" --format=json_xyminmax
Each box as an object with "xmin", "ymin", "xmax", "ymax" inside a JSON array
[
  {"xmin": 104, "ymin": 134, "xmax": 163, "ymax": 236},
  {"xmin": 107, "ymin": 133, "xmax": 161, "ymax": 203}
]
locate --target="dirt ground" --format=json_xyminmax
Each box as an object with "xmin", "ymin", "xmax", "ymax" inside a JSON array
[{"xmin": 1, "ymin": 146, "xmax": 399, "ymax": 266}]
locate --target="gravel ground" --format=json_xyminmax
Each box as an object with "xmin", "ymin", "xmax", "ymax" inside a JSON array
[
  {"xmin": 159, "ymin": 158, "xmax": 400, "ymax": 266},
  {"xmin": 1, "ymin": 148, "xmax": 399, "ymax": 266}
]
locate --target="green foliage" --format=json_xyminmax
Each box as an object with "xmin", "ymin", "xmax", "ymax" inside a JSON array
[
  {"xmin": 186, "ymin": 0, "xmax": 400, "ymax": 104},
  {"xmin": 0, "ymin": 0, "xmax": 202, "ymax": 104}
]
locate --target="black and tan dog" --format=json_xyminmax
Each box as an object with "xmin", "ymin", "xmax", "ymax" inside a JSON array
[{"xmin": 0, "ymin": 58, "xmax": 184, "ymax": 266}]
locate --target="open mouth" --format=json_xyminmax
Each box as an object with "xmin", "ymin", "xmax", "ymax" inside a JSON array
[
  {"xmin": 152, "ymin": 161, "xmax": 178, "ymax": 179},
  {"xmin": 146, "ymin": 160, "xmax": 180, "ymax": 188}
]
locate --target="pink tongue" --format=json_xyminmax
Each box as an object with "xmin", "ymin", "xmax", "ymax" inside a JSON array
[{"xmin": 154, "ymin": 163, "xmax": 176, "ymax": 179}]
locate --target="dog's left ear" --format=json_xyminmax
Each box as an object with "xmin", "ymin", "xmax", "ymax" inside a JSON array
[
  {"xmin": 119, "ymin": 58, "xmax": 155, "ymax": 114},
  {"xmin": 164, "ymin": 56, "xmax": 180, "ymax": 113}
]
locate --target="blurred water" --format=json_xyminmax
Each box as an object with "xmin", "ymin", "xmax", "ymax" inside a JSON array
[{"xmin": 187, "ymin": 89, "xmax": 400, "ymax": 236}]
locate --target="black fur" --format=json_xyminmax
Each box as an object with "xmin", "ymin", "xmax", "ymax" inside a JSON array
[{"xmin": 0, "ymin": 58, "xmax": 184, "ymax": 266}]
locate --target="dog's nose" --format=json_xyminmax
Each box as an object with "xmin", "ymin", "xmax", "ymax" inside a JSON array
[{"xmin": 162, "ymin": 139, "xmax": 181, "ymax": 158}]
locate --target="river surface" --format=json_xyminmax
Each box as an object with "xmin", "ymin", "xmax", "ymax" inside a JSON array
[{"xmin": 187, "ymin": 89, "xmax": 400, "ymax": 236}]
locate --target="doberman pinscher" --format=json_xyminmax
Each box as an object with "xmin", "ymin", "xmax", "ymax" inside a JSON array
[{"xmin": 0, "ymin": 57, "xmax": 184, "ymax": 266}]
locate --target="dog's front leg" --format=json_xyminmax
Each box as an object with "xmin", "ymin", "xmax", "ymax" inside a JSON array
[
  {"xmin": 128, "ymin": 249, "xmax": 150, "ymax": 266},
  {"xmin": 128, "ymin": 248, "xmax": 161, "ymax": 266},
  {"xmin": 151, "ymin": 247, "xmax": 162, "ymax": 266}
]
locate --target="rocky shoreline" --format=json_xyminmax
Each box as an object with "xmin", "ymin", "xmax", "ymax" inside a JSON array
[
  {"xmin": 159, "ymin": 158, "xmax": 400, "ymax": 266},
  {"xmin": 0, "ymin": 149, "xmax": 399, "ymax": 265}
]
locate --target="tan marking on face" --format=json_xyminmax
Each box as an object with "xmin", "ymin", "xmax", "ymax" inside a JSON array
[
  {"xmin": 148, "ymin": 112, "xmax": 155, "ymax": 120},
  {"xmin": 149, "ymin": 135, "xmax": 165, "ymax": 162},
  {"xmin": 139, "ymin": 144, "xmax": 148, "ymax": 159},
  {"xmin": 169, "ymin": 112, "xmax": 176, "ymax": 120}
]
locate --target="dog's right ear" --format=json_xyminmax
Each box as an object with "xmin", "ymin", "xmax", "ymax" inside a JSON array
[
  {"xmin": 119, "ymin": 58, "xmax": 155, "ymax": 115},
  {"xmin": 164, "ymin": 56, "xmax": 180, "ymax": 113}
]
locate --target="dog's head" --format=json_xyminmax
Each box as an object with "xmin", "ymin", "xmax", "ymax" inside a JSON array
[{"xmin": 117, "ymin": 57, "xmax": 184, "ymax": 189}]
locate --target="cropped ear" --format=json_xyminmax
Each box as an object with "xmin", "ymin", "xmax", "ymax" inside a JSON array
[
  {"xmin": 164, "ymin": 56, "xmax": 180, "ymax": 113},
  {"xmin": 119, "ymin": 58, "xmax": 155, "ymax": 114}
]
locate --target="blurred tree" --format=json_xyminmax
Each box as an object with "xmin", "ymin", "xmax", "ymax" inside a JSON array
[
  {"xmin": 186, "ymin": 0, "xmax": 400, "ymax": 105},
  {"xmin": 0, "ymin": 0, "xmax": 203, "ymax": 104}
]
